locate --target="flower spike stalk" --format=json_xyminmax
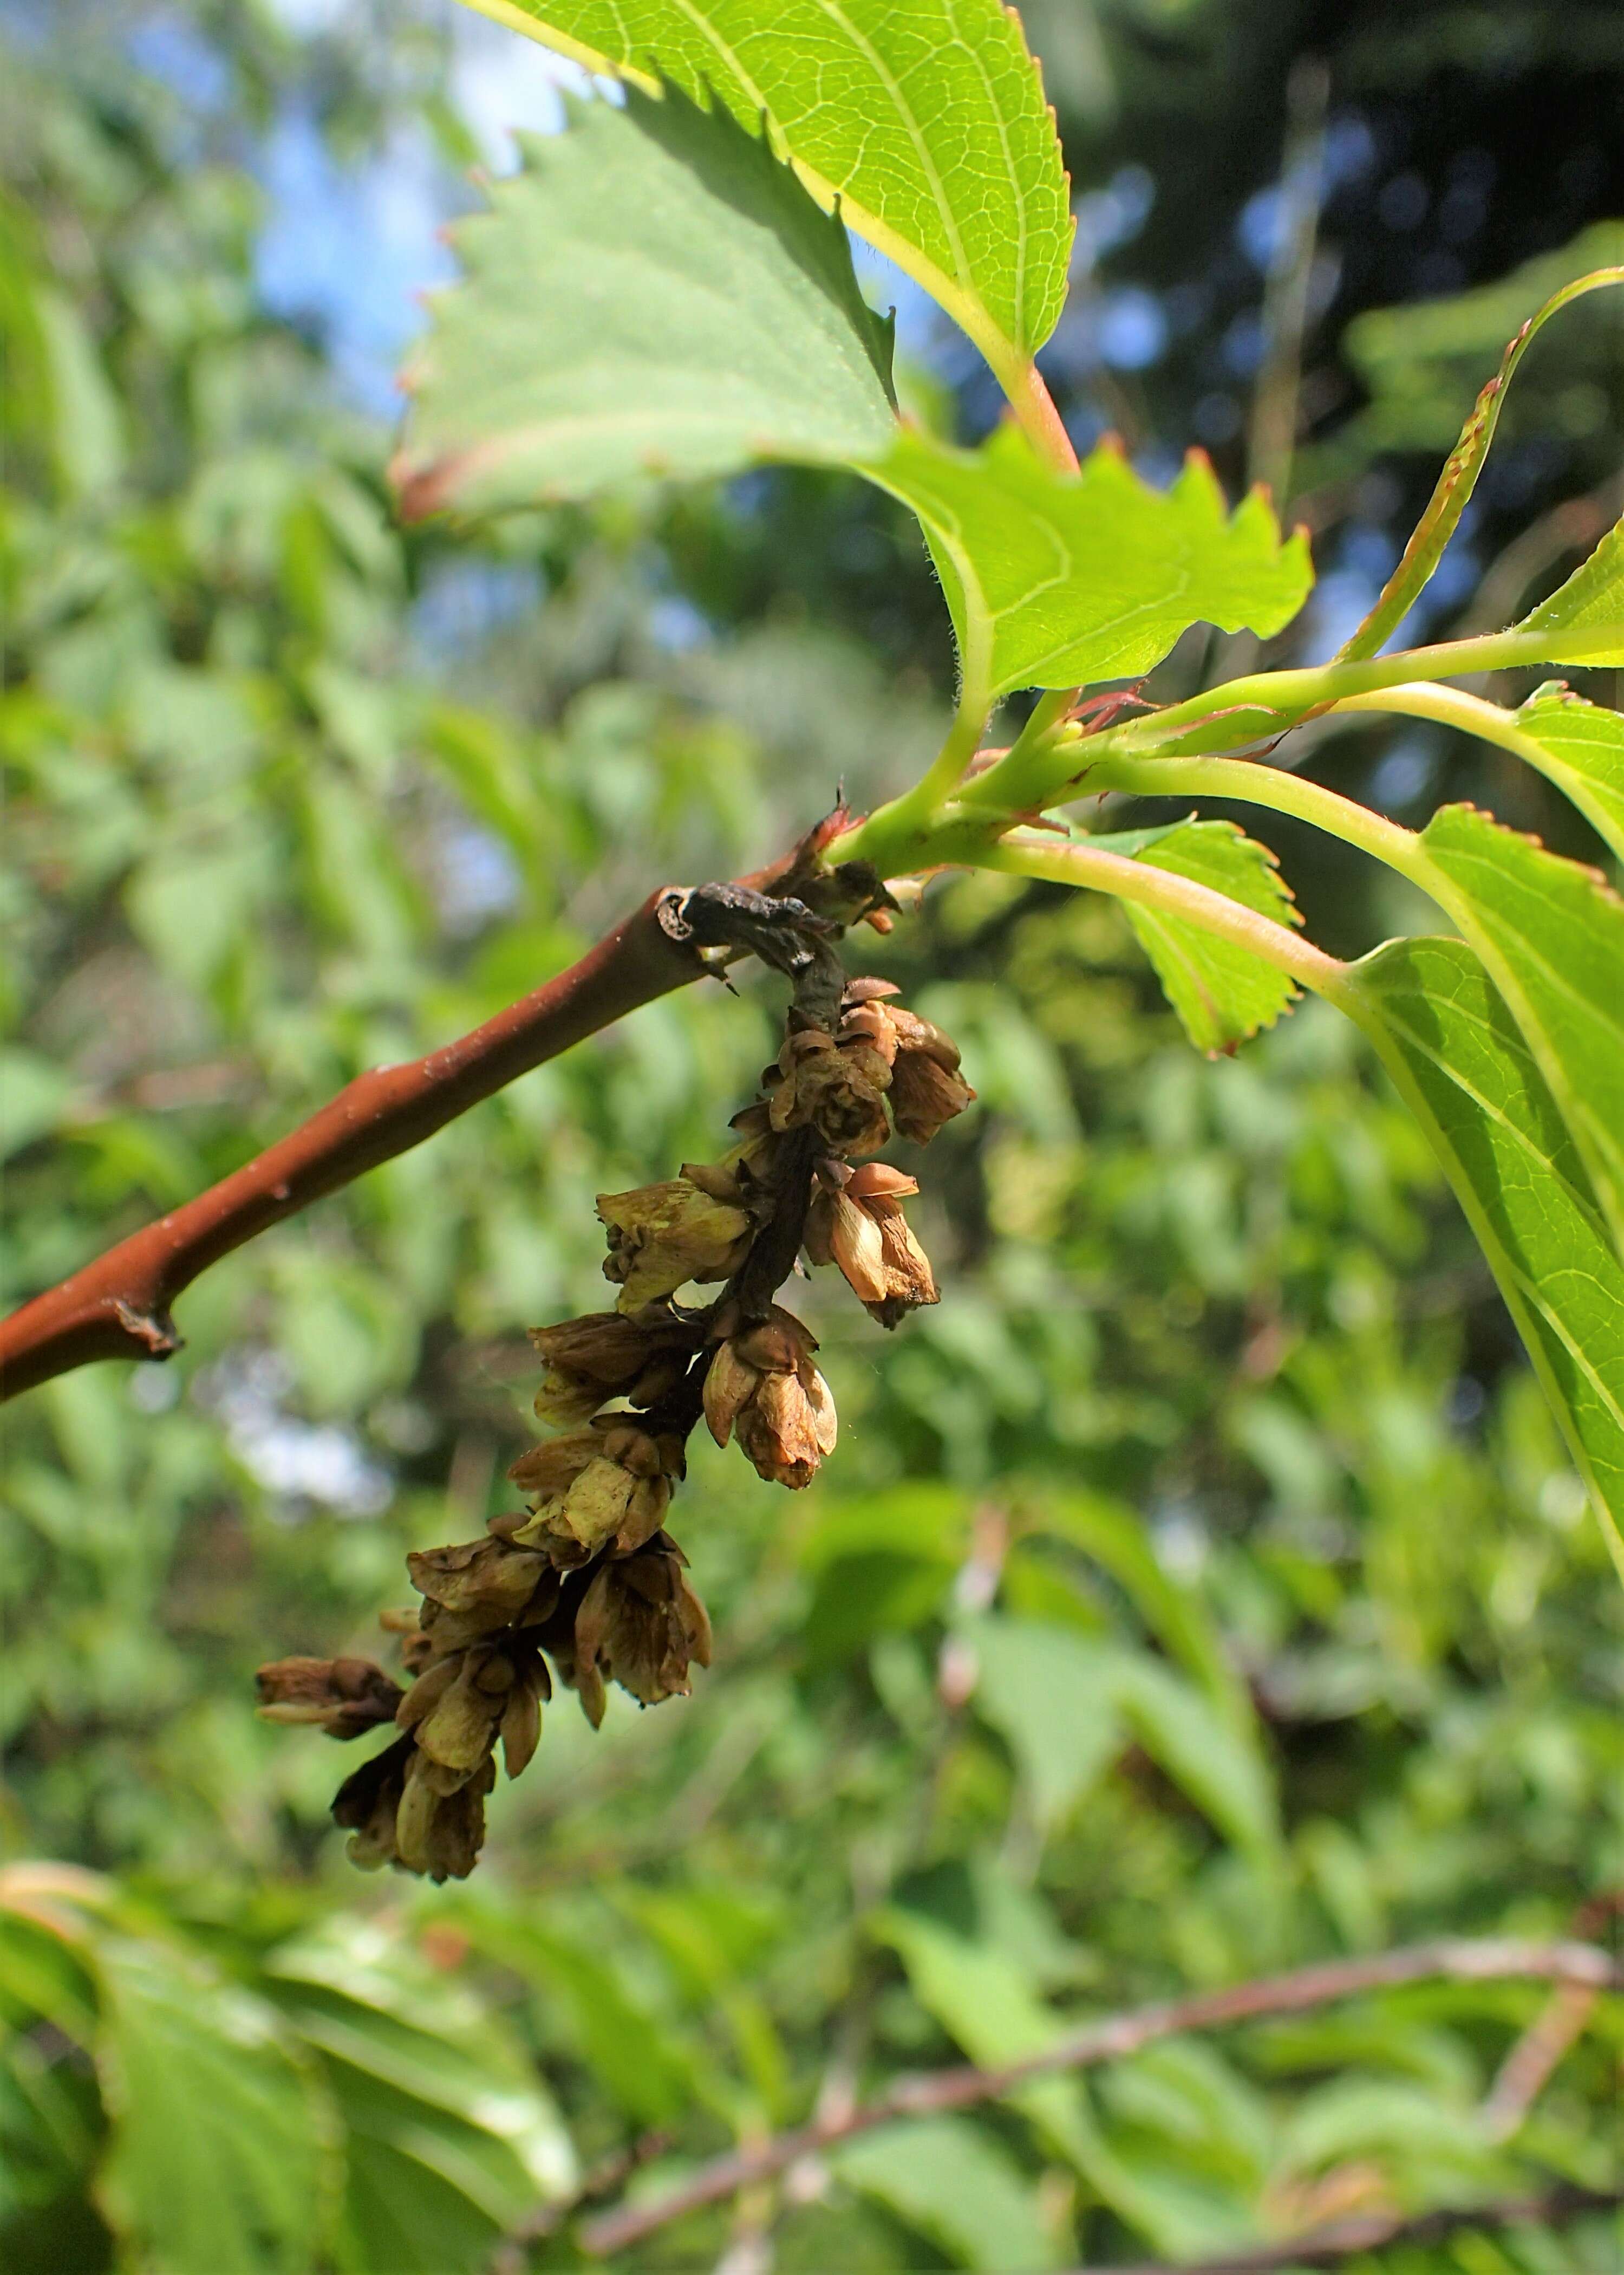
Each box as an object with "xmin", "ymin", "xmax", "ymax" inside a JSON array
[{"xmin": 258, "ymin": 881, "xmax": 974, "ymax": 1880}]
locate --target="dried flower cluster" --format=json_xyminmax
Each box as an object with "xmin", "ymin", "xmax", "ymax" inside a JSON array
[{"xmin": 257, "ymin": 953, "xmax": 970, "ymax": 1881}]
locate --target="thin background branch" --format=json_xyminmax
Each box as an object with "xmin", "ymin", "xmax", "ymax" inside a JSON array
[
  {"xmin": 1079, "ymin": 2183, "xmax": 1623, "ymax": 2274},
  {"xmin": 566, "ymin": 1935, "xmax": 1621, "ymax": 2257}
]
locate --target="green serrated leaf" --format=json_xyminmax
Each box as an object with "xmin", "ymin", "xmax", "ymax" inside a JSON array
[
  {"xmin": 338, "ymin": 2135, "xmax": 505, "ymax": 2275},
  {"xmin": 1343, "ymin": 935, "xmax": 1624, "ymax": 1577},
  {"xmin": 442, "ymin": 1908, "xmax": 710, "ymax": 2128},
  {"xmin": 1336, "ymin": 261, "xmax": 1624, "ymax": 660},
  {"xmin": 1116, "ymin": 817, "xmax": 1302, "ymax": 1054},
  {"xmin": 451, "ymin": 0, "xmax": 1072, "ymax": 379},
  {"xmin": 1420, "ymin": 803, "xmax": 1624, "ymax": 1258},
  {"xmin": 265, "ymin": 1917, "xmax": 575, "ymax": 2211},
  {"xmin": 394, "ymin": 86, "xmax": 896, "ymax": 518},
  {"xmin": 1514, "ymin": 515, "xmax": 1624, "ymax": 665},
  {"xmin": 91, "ymin": 1938, "xmax": 335, "ymax": 2275},
  {"xmin": 870, "ymin": 426, "xmax": 1313, "ymax": 703},
  {"xmin": 1472, "ymin": 682, "xmax": 1624, "ymax": 866}
]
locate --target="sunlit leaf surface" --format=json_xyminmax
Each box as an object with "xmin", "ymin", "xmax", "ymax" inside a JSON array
[
  {"xmin": 451, "ymin": 0, "xmax": 1072, "ymax": 373},
  {"xmin": 395, "ymin": 87, "xmax": 897, "ymax": 517},
  {"xmin": 1515, "ymin": 516, "xmax": 1624, "ymax": 665},
  {"xmin": 871, "ymin": 428, "xmax": 1313, "ymax": 700},
  {"xmin": 1348, "ymin": 936, "xmax": 1624, "ymax": 1570},
  {"xmin": 1423, "ymin": 803, "xmax": 1624, "ymax": 1256},
  {"xmin": 1485, "ymin": 681, "xmax": 1624, "ymax": 864}
]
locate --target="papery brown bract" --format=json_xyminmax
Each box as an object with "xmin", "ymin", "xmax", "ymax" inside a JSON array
[
  {"xmin": 407, "ymin": 1641, "xmax": 516, "ymax": 1774},
  {"xmin": 704, "ymin": 1307, "xmax": 837, "ymax": 1487},
  {"xmin": 845, "ymin": 1161, "xmax": 939, "ymax": 1325},
  {"xmin": 805, "ymin": 1179, "xmax": 888, "ymax": 1302},
  {"xmin": 596, "ymin": 1178, "xmax": 752, "ymax": 1307},
  {"xmin": 331, "ymin": 1733, "xmax": 415, "ymax": 1871},
  {"xmin": 570, "ymin": 1533, "xmax": 713, "ymax": 1721},
  {"xmin": 394, "ymin": 1746, "xmax": 497, "ymax": 1881},
  {"xmin": 888, "ymin": 1009, "xmax": 975, "ymax": 1142},
  {"xmin": 407, "ymin": 1535, "xmax": 549, "ymax": 1633},
  {"xmin": 510, "ymin": 1419, "xmax": 676, "ymax": 1563},
  {"xmin": 528, "ymin": 1304, "xmax": 694, "ymax": 1423}
]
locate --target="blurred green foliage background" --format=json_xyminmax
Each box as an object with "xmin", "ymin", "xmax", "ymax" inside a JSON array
[{"xmin": 2, "ymin": 3, "xmax": 1622, "ymax": 2268}]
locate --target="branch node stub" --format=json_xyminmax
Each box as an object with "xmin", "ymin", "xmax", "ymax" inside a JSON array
[
  {"xmin": 660, "ymin": 881, "xmax": 849, "ymax": 1027},
  {"xmin": 112, "ymin": 1302, "xmax": 184, "ymax": 1361}
]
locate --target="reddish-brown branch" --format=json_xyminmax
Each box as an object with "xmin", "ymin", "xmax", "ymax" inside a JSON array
[
  {"xmin": 574, "ymin": 1936, "xmax": 1621, "ymax": 2257},
  {"xmin": 0, "ymin": 890, "xmax": 701, "ymax": 1401}
]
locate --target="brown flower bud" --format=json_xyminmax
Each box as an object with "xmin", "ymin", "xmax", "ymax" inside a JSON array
[
  {"xmin": 703, "ymin": 1308, "xmax": 837, "ymax": 1488},
  {"xmin": 255, "ymin": 1656, "xmax": 403, "ymax": 1740},
  {"xmin": 767, "ymin": 1029, "xmax": 891, "ymax": 1157},
  {"xmin": 394, "ymin": 1746, "xmax": 496, "ymax": 1881},
  {"xmin": 888, "ymin": 1011, "xmax": 975, "ymax": 1143},
  {"xmin": 499, "ymin": 1652, "xmax": 550, "ymax": 1778},
  {"xmin": 397, "ymin": 1638, "xmax": 546, "ymax": 1785},
  {"xmin": 569, "ymin": 1533, "xmax": 713, "ymax": 1724},
  {"xmin": 844, "ymin": 1161, "xmax": 939, "ymax": 1327},
  {"xmin": 804, "ymin": 1182, "xmax": 888, "ymax": 1304},
  {"xmin": 401, "ymin": 1643, "xmax": 503, "ymax": 1774},
  {"xmin": 511, "ymin": 1420, "xmax": 675, "ymax": 1563},
  {"xmin": 378, "ymin": 1606, "xmax": 438, "ymax": 1673},
  {"xmin": 596, "ymin": 1178, "xmax": 752, "ymax": 1308},
  {"xmin": 527, "ymin": 1306, "xmax": 693, "ymax": 1425}
]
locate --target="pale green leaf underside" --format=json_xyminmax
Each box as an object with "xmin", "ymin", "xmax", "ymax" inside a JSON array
[
  {"xmin": 394, "ymin": 88, "xmax": 896, "ymax": 516},
  {"xmin": 1497, "ymin": 682, "xmax": 1624, "ymax": 866},
  {"xmin": 1346, "ymin": 937, "xmax": 1624, "ymax": 1573},
  {"xmin": 1515, "ymin": 516, "xmax": 1624, "ymax": 665},
  {"xmin": 1336, "ymin": 261, "xmax": 1624, "ymax": 661},
  {"xmin": 93, "ymin": 1938, "xmax": 331, "ymax": 2275},
  {"xmin": 835, "ymin": 2115, "xmax": 1060, "ymax": 2271},
  {"xmin": 1120, "ymin": 816, "xmax": 1301, "ymax": 1055},
  {"xmin": 266, "ymin": 1920, "xmax": 576, "ymax": 2214},
  {"xmin": 870, "ymin": 426, "xmax": 1313, "ymax": 702},
  {"xmin": 1422, "ymin": 802, "xmax": 1624, "ymax": 1258},
  {"xmin": 450, "ymin": 0, "xmax": 1072, "ymax": 373}
]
